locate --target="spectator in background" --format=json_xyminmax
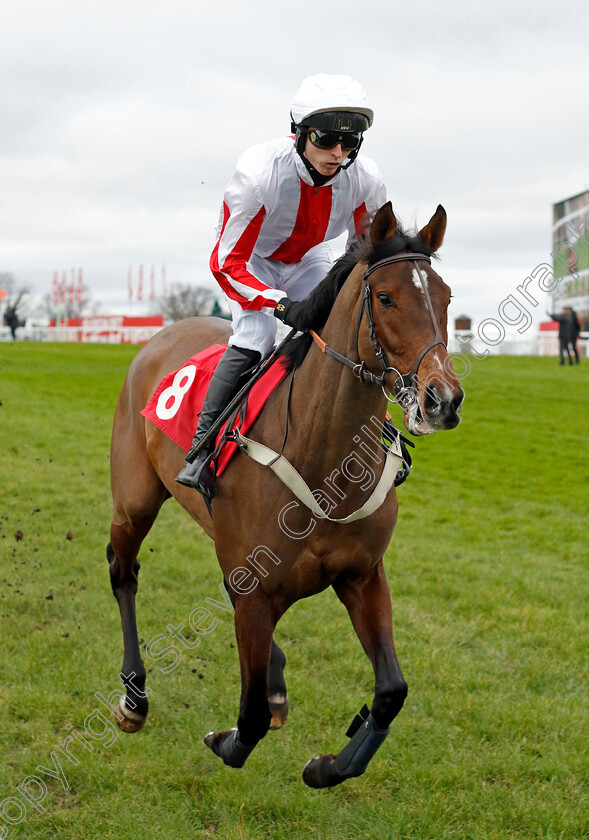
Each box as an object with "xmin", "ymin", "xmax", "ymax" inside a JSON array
[
  {"xmin": 5, "ymin": 308, "xmax": 18, "ymax": 341},
  {"xmin": 569, "ymin": 308, "xmax": 582, "ymax": 364},
  {"xmin": 549, "ymin": 307, "xmax": 577, "ymax": 365}
]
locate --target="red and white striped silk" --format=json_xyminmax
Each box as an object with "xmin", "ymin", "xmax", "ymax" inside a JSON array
[{"xmin": 210, "ymin": 137, "xmax": 386, "ymax": 314}]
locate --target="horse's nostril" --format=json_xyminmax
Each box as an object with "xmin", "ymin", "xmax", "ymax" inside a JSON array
[
  {"xmin": 452, "ymin": 390, "xmax": 465, "ymax": 412},
  {"xmin": 424, "ymin": 385, "xmax": 441, "ymax": 414}
]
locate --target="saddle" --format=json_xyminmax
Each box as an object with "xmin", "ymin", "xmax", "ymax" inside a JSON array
[{"xmin": 141, "ymin": 344, "xmax": 289, "ymax": 477}]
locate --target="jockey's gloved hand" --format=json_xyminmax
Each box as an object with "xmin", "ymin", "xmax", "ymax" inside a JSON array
[{"xmin": 273, "ymin": 297, "xmax": 297, "ymax": 327}]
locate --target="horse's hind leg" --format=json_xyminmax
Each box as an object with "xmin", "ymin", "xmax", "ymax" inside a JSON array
[
  {"xmin": 108, "ymin": 422, "xmax": 169, "ymax": 732},
  {"xmin": 204, "ymin": 588, "xmax": 277, "ymax": 767},
  {"xmin": 303, "ymin": 560, "xmax": 407, "ymax": 788},
  {"xmin": 107, "ymin": 513, "xmax": 159, "ymax": 731},
  {"xmin": 268, "ymin": 638, "xmax": 288, "ymax": 730}
]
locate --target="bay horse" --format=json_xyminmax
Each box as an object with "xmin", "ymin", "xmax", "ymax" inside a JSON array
[{"xmin": 108, "ymin": 202, "xmax": 464, "ymax": 788}]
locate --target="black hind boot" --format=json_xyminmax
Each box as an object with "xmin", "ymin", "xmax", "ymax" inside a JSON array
[{"xmin": 175, "ymin": 345, "xmax": 260, "ymax": 501}]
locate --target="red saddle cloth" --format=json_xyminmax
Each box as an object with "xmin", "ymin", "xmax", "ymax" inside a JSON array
[{"xmin": 141, "ymin": 344, "xmax": 289, "ymax": 477}]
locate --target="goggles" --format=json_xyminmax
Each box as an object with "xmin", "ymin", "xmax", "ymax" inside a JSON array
[{"xmin": 307, "ymin": 127, "xmax": 363, "ymax": 151}]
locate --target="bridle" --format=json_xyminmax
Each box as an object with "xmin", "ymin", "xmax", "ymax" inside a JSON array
[
  {"xmin": 310, "ymin": 252, "xmax": 447, "ymax": 404},
  {"xmin": 195, "ymin": 252, "xmax": 446, "ymax": 464}
]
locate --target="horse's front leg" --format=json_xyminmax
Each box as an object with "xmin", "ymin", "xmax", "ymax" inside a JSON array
[
  {"xmin": 217, "ymin": 580, "xmax": 288, "ymax": 730},
  {"xmin": 204, "ymin": 588, "xmax": 276, "ymax": 767},
  {"xmin": 303, "ymin": 559, "xmax": 407, "ymax": 788}
]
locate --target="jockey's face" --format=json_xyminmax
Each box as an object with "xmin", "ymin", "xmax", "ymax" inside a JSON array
[{"xmin": 304, "ymin": 133, "xmax": 350, "ymax": 177}]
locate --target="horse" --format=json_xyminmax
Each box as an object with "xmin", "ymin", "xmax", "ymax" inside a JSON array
[{"xmin": 107, "ymin": 201, "xmax": 464, "ymax": 788}]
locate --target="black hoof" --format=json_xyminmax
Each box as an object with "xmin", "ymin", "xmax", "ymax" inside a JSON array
[
  {"xmin": 204, "ymin": 729, "xmax": 234, "ymax": 757},
  {"xmin": 204, "ymin": 729, "xmax": 255, "ymax": 768},
  {"xmin": 302, "ymin": 754, "xmax": 347, "ymax": 789}
]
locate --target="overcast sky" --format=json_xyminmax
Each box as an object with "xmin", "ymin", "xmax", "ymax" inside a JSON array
[{"xmin": 1, "ymin": 0, "xmax": 587, "ymax": 325}]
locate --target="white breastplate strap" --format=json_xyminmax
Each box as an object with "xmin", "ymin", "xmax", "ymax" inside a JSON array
[{"xmin": 231, "ymin": 430, "xmax": 403, "ymax": 524}]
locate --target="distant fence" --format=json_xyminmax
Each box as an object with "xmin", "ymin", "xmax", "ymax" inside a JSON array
[
  {"xmin": 2, "ymin": 322, "xmax": 587, "ymax": 357},
  {"xmin": 448, "ymin": 331, "xmax": 588, "ymax": 358},
  {"xmin": 4, "ymin": 315, "xmax": 166, "ymax": 344},
  {"xmin": 44, "ymin": 325, "xmax": 164, "ymax": 344}
]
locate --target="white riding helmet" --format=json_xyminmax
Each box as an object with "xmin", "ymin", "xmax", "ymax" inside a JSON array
[
  {"xmin": 290, "ymin": 73, "xmax": 374, "ymax": 131},
  {"xmin": 290, "ymin": 74, "xmax": 374, "ymax": 170}
]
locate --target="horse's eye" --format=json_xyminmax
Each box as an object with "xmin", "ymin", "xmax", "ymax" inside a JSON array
[{"xmin": 377, "ymin": 292, "xmax": 394, "ymax": 308}]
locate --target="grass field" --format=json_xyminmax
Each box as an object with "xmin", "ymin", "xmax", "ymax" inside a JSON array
[{"xmin": 0, "ymin": 342, "xmax": 588, "ymax": 840}]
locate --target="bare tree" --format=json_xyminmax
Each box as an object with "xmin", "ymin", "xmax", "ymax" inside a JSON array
[
  {"xmin": 39, "ymin": 285, "xmax": 94, "ymax": 322},
  {"xmin": 156, "ymin": 283, "xmax": 215, "ymax": 321},
  {"xmin": 0, "ymin": 273, "xmax": 30, "ymax": 327}
]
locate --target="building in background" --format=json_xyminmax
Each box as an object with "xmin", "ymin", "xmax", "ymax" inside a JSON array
[{"xmin": 550, "ymin": 190, "xmax": 589, "ymax": 329}]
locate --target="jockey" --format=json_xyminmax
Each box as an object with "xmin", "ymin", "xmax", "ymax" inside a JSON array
[{"xmin": 176, "ymin": 73, "xmax": 387, "ymax": 499}]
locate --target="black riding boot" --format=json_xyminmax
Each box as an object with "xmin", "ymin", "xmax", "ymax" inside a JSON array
[{"xmin": 175, "ymin": 345, "xmax": 261, "ymax": 499}]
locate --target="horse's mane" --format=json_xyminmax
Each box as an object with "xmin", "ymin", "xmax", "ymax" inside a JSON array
[{"xmin": 279, "ymin": 223, "xmax": 436, "ymax": 371}]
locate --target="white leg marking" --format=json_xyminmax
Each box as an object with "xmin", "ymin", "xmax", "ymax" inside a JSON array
[{"xmin": 119, "ymin": 696, "xmax": 146, "ymax": 723}]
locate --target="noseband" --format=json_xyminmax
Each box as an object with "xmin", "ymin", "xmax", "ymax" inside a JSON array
[
  {"xmin": 310, "ymin": 252, "xmax": 447, "ymax": 403},
  {"xmin": 360, "ymin": 252, "xmax": 446, "ymax": 402}
]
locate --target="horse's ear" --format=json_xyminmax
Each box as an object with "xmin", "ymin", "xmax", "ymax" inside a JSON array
[
  {"xmin": 418, "ymin": 205, "xmax": 447, "ymax": 252},
  {"xmin": 370, "ymin": 201, "xmax": 398, "ymax": 247}
]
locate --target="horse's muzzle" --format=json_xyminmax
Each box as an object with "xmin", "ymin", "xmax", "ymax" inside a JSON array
[{"xmin": 422, "ymin": 384, "xmax": 464, "ymax": 430}]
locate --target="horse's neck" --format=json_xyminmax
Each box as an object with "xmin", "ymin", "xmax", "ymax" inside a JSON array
[{"xmin": 286, "ymin": 268, "xmax": 389, "ymax": 481}]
